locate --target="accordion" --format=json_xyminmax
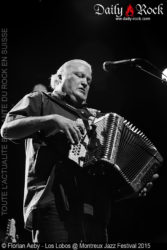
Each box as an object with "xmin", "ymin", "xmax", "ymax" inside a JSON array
[{"xmin": 69, "ymin": 112, "xmax": 163, "ymax": 199}]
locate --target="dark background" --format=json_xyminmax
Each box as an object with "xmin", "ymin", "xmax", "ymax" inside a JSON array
[{"xmin": 1, "ymin": 0, "xmax": 167, "ymax": 244}]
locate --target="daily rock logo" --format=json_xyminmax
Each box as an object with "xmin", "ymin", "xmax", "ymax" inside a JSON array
[
  {"xmin": 94, "ymin": 4, "xmax": 123, "ymax": 17},
  {"xmin": 94, "ymin": 3, "xmax": 164, "ymax": 21},
  {"xmin": 125, "ymin": 4, "xmax": 135, "ymax": 17},
  {"xmin": 136, "ymin": 3, "xmax": 163, "ymax": 15}
]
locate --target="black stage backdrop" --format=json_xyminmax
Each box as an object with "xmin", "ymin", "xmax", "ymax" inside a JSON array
[{"xmin": 0, "ymin": 0, "xmax": 167, "ymax": 246}]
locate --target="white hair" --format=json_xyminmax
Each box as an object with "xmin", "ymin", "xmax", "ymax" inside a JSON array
[{"xmin": 50, "ymin": 59, "xmax": 92, "ymax": 90}]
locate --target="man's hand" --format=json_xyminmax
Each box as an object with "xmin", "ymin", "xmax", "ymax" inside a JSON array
[
  {"xmin": 139, "ymin": 173, "xmax": 159, "ymax": 197},
  {"xmin": 46, "ymin": 115, "xmax": 85, "ymax": 145}
]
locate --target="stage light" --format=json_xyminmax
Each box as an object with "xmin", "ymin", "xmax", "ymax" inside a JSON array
[{"xmin": 162, "ymin": 68, "xmax": 167, "ymax": 82}]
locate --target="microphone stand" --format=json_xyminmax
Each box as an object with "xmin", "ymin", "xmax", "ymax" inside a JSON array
[{"xmin": 134, "ymin": 60, "xmax": 167, "ymax": 86}]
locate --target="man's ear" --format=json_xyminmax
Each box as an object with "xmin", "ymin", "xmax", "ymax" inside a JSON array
[
  {"xmin": 54, "ymin": 74, "xmax": 62, "ymax": 87},
  {"xmin": 57, "ymin": 74, "xmax": 62, "ymax": 82},
  {"xmin": 50, "ymin": 73, "xmax": 63, "ymax": 90}
]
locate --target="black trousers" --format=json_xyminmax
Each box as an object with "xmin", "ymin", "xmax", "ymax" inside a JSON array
[
  {"xmin": 32, "ymin": 201, "xmax": 109, "ymax": 243},
  {"xmin": 32, "ymin": 165, "xmax": 112, "ymax": 243}
]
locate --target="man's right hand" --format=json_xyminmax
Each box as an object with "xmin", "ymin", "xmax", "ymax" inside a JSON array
[{"xmin": 47, "ymin": 115, "xmax": 85, "ymax": 145}]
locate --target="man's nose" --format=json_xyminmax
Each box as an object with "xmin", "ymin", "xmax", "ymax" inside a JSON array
[{"xmin": 81, "ymin": 78, "xmax": 88, "ymax": 87}]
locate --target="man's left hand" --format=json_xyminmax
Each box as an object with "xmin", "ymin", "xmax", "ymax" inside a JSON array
[{"xmin": 139, "ymin": 173, "xmax": 159, "ymax": 197}]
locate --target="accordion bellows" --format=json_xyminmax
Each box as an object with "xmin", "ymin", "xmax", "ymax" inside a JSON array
[{"xmin": 69, "ymin": 113, "xmax": 163, "ymax": 199}]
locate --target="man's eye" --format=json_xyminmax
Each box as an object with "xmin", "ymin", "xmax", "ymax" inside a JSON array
[
  {"xmin": 75, "ymin": 73, "xmax": 83, "ymax": 78},
  {"xmin": 74, "ymin": 73, "xmax": 91, "ymax": 84}
]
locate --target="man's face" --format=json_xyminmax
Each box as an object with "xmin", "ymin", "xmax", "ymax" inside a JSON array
[{"xmin": 61, "ymin": 62, "xmax": 92, "ymax": 105}]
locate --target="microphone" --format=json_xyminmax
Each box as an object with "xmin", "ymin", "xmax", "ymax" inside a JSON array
[{"xmin": 103, "ymin": 58, "xmax": 144, "ymax": 71}]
